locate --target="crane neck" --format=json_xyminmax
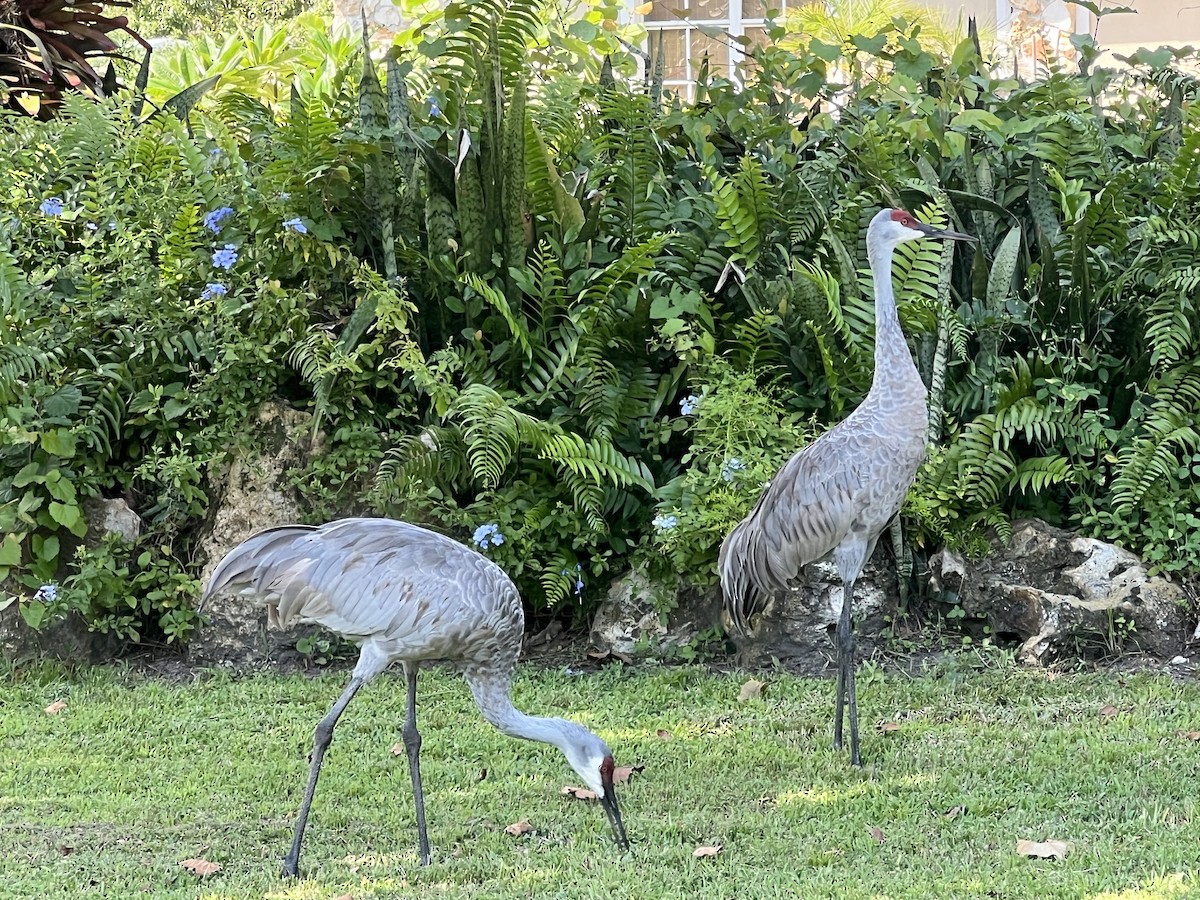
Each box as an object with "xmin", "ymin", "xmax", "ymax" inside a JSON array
[
  {"xmin": 466, "ymin": 667, "xmax": 582, "ymax": 754},
  {"xmin": 867, "ymin": 238, "xmax": 920, "ymax": 389}
]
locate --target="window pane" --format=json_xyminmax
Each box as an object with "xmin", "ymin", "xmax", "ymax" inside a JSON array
[
  {"xmin": 742, "ymin": 0, "xmax": 785, "ymax": 18},
  {"xmin": 655, "ymin": 28, "xmax": 688, "ymax": 80},
  {"xmin": 645, "ymin": 0, "xmax": 685, "ymax": 22},
  {"xmin": 742, "ymin": 25, "xmax": 770, "ymax": 48},
  {"xmin": 691, "ymin": 30, "xmax": 729, "ymax": 75},
  {"xmin": 689, "ymin": 0, "xmax": 728, "ymax": 18}
]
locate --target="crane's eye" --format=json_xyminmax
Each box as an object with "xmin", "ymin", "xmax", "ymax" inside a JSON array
[{"xmin": 901, "ymin": 216, "xmax": 912, "ymax": 227}]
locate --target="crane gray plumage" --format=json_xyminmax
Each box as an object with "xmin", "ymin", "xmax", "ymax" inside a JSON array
[
  {"xmin": 202, "ymin": 517, "xmax": 628, "ymax": 877},
  {"xmin": 720, "ymin": 208, "xmax": 974, "ymax": 767}
]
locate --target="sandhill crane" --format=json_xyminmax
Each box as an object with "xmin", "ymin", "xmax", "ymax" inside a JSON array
[
  {"xmin": 201, "ymin": 517, "xmax": 629, "ymax": 876},
  {"xmin": 719, "ymin": 208, "xmax": 974, "ymax": 767}
]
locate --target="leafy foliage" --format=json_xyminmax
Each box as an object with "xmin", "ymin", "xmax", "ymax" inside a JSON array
[{"xmin": 8, "ymin": 6, "xmax": 1200, "ymax": 650}]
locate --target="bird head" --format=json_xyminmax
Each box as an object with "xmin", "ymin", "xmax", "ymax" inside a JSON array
[
  {"xmin": 562, "ymin": 728, "xmax": 630, "ymax": 851},
  {"xmin": 871, "ymin": 207, "xmax": 975, "ymax": 248}
]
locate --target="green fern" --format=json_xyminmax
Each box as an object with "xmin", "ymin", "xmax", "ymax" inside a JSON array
[{"xmin": 710, "ymin": 155, "xmax": 776, "ymax": 269}]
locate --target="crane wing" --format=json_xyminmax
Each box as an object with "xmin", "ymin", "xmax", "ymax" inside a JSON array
[
  {"xmin": 201, "ymin": 519, "xmax": 521, "ymax": 647},
  {"xmin": 720, "ymin": 434, "xmax": 861, "ymax": 632}
]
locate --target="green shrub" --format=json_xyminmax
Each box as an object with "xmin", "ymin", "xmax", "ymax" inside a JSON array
[
  {"xmin": 0, "ymin": 90, "xmax": 414, "ymax": 640},
  {"xmin": 128, "ymin": 0, "xmax": 325, "ymax": 40}
]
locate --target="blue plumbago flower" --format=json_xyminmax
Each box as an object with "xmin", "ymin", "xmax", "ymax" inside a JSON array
[
  {"xmin": 34, "ymin": 583, "xmax": 58, "ymax": 603},
  {"xmin": 282, "ymin": 217, "xmax": 308, "ymax": 234},
  {"xmin": 85, "ymin": 221, "xmax": 98, "ymax": 231},
  {"xmin": 652, "ymin": 513, "xmax": 679, "ymax": 532},
  {"xmin": 212, "ymin": 244, "xmax": 238, "ymax": 270},
  {"xmin": 472, "ymin": 523, "xmax": 505, "ymax": 550},
  {"xmin": 200, "ymin": 282, "xmax": 228, "ymax": 301},
  {"xmin": 203, "ymin": 206, "xmax": 235, "ymax": 234},
  {"xmin": 721, "ymin": 457, "xmax": 746, "ymax": 483},
  {"xmin": 680, "ymin": 394, "xmax": 700, "ymax": 416},
  {"xmin": 276, "ymin": 191, "xmax": 291, "ymax": 201},
  {"xmin": 560, "ymin": 563, "xmax": 585, "ymax": 596},
  {"xmin": 40, "ymin": 197, "xmax": 65, "ymax": 216},
  {"xmin": 428, "ymin": 97, "xmax": 441, "ymax": 117}
]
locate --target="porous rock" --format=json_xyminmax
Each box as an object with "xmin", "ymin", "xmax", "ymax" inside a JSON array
[
  {"xmin": 929, "ymin": 519, "xmax": 1188, "ymax": 663},
  {"xmin": 721, "ymin": 550, "xmax": 895, "ymax": 675},
  {"xmin": 590, "ymin": 568, "xmax": 723, "ymax": 658},
  {"xmin": 188, "ymin": 402, "xmax": 322, "ymax": 668},
  {"xmin": 0, "ymin": 498, "xmax": 141, "ymax": 664}
]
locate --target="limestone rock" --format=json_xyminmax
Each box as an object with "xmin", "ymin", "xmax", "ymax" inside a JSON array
[
  {"xmin": 929, "ymin": 519, "xmax": 1188, "ymax": 663},
  {"xmin": 83, "ymin": 497, "xmax": 141, "ymax": 546},
  {"xmin": 722, "ymin": 550, "xmax": 895, "ymax": 676},
  {"xmin": 189, "ymin": 402, "xmax": 322, "ymax": 668},
  {"xmin": 0, "ymin": 499, "xmax": 141, "ymax": 663},
  {"xmin": 590, "ymin": 568, "xmax": 722, "ymax": 658}
]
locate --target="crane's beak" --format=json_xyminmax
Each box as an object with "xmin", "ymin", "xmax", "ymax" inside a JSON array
[
  {"xmin": 600, "ymin": 789, "xmax": 630, "ymax": 851},
  {"xmin": 915, "ymin": 221, "xmax": 975, "ymax": 242}
]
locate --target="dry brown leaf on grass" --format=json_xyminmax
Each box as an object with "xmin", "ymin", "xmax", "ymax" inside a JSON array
[
  {"xmin": 693, "ymin": 845, "xmax": 722, "ymax": 858},
  {"xmin": 43, "ymin": 700, "xmax": 67, "ymax": 715},
  {"xmin": 389, "ymin": 742, "xmax": 404, "ymax": 756},
  {"xmin": 180, "ymin": 858, "xmax": 222, "ymax": 876},
  {"xmin": 1015, "ymin": 839, "xmax": 1073, "ymax": 860},
  {"xmin": 505, "ymin": 820, "xmax": 533, "ymax": 837},
  {"xmin": 656, "ymin": 729, "xmax": 673, "ymax": 740},
  {"xmin": 868, "ymin": 826, "xmax": 885, "ymax": 844},
  {"xmin": 1099, "ymin": 704, "xmax": 1119, "ymax": 718},
  {"xmin": 737, "ymin": 679, "xmax": 766, "ymax": 702},
  {"xmin": 878, "ymin": 721, "xmax": 900, "ymax": 734},
  {"xmin": 561, "ymin": 785, "xmax": 598, "ymax": 801},
  {"xmin": 613, "ymin": 764, "xmax": 644, "ymax": 784},
  {"xmin": 943, "ymin": 805, "xmax": 965, "ymax": 820},
  {"xmin": 1179, "ymin": 730, "xmax": 1200, "ymax": 741},
  {"xmin": 334, "ymin": 894, "xmax": 354, "ymax": 900}
]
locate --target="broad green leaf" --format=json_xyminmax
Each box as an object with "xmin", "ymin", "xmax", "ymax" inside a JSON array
[
  {"xmin": 48, "ymin": 501, "xmax": 82, "ymax": 531},
  {"xmin": 33, "ymin": 534, "xmax": 60, "ymax": 565},
  {"xmin": 0, "ymin": 533, "xmax": 21, "ymax": 567},
  {"xmin": 12, "ymin": 462, "xmax": 44, "ymax": 488},
  {"xmin": 20, "ymin": 601, "xmax": 49, "ymax": 630},
  {"xmin": 808, "ymin": 39, "xmax": 842, "ymax": 61},
  {"xmin": 45, "ymin": 475, "xmax": 76, "ymax": 504}
]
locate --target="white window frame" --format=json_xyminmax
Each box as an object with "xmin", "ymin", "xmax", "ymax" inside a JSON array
[{"xmin": 638, "ymin": 0, "xmax": 786, "ymax": 96}]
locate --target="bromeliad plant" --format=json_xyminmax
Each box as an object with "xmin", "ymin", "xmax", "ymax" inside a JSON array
[{"xmin": 0, "ymin": 0, "xmax": 150, "ymax": 118}]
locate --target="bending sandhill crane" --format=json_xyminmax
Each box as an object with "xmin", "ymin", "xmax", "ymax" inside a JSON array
[
  {"xmin": 719, "ymin": 208, "xmax": 974, "ymax": 767},
  {"xmin": 201, "ymin": 517, "xmax": 629, "ymax": 876}
]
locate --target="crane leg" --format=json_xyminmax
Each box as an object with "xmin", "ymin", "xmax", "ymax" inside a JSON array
[
  {"xmin": 832, "ymin": 579, "xmax": 862, "ymax": 767},
  {"xmin": 401, "ymin": 663, "xmax": 431, "ymax": 866},
  {"xmin": 282, "ymin": 675, "xmax": 366, "ymax": 879}
]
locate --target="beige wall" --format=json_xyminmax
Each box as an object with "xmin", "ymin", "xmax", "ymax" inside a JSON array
[
  {"xmin": 932, "ymin": 0, "xmax": 999, "ymax": 30},
  {"xmin": 926, "ymin": 0, "xmax": 1200, "ymax": 54},
  {"xmin": 1096, "ymin": 0, "xmax": 1200, "ymax": 56}
]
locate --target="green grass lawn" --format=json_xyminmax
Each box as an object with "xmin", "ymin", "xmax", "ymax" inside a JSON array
[{"xmin": 2, "ymin": 655, "xmax": 1199, "ymax": 899}]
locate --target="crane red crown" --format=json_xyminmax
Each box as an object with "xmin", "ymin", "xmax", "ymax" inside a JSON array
[{"xmin": 890, "ymin": 209, "xmax": 916, "ymax": 226}]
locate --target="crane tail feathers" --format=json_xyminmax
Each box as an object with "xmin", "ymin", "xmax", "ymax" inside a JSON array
[
  {"xmin": 199, "ymin": 524, "xmax": 319, "ymax": 612},
  {"xmin": 718, "ymin": 522, "xmax": 772, "ymax": 636}
]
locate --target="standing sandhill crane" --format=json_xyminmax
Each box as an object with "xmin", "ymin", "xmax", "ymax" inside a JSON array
[
  {"xmin": 719, "ymin": 208, "xmax": 974, "ymax": 767},
  {"xmin": 201, "ymin": 517, "xmax": 629, "ymax": 877}
]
